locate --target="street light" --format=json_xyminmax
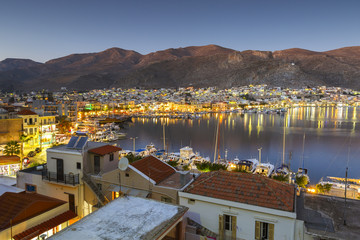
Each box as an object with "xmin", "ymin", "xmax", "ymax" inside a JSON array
[
  {"xmin": 130, "ymin": 137, "xmax": 138, "ymax": 152},
  {"xmin": 258, "ymin": 147, "xmax": 262, "ymax": 164}
]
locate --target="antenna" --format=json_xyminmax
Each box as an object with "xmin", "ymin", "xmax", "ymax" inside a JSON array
[{"xmin": 118, "ymin": 157, "xmax": 129, "ymax": 195}]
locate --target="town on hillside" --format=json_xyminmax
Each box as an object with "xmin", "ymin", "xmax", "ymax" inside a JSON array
[{"xmin": 1, "ymin": 85, "xmax": 360, "ymax": 240}]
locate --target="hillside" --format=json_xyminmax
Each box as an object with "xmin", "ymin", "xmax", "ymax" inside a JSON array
[{"xmin": 0, "ymin": 45, "xmax": 359, "ymax": 91}]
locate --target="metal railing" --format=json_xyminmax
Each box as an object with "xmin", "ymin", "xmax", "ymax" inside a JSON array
[{"xmin": 42, "ymin": 170, "xmax": 80, "ymax": 186}]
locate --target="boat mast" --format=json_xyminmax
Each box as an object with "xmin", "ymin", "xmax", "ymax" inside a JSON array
[
  {"xmin": 302, "ymin": 133, "xmax": 306, "ymax": 170},
  {"xmin": 282, "ymin": 115, "xmax": 286, "ymax": 165},
  {"xmin": 213, "ymin": 118, "xmax": 219, "ymax": 163},
  {"xmin": 163, "ymin": 124, "xmax": 166, "ymax": 151}
]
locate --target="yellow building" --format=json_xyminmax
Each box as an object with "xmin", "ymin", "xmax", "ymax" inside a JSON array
[{"xmin": 16, "ymin": 109, "xmax": 40, "ymax": 150}]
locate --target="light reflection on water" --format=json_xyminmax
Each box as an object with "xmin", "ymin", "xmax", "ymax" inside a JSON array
[{"xmin": 117, "ymin": 106, "xmax": 360, "ymax": 183}]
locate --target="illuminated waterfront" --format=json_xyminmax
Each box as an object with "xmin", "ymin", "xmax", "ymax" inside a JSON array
[{"xmin": 118, "ymin": 106, "xmax": 360, "ymax": 183}]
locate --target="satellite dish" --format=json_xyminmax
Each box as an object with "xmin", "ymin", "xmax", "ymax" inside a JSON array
[{"xmin": 118, "ymin": 157, "xmax": 129, "ymax": 171}]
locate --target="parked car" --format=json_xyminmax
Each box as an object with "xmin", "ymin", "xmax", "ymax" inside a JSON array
[
  {"xmin": 35, "ymin": 147, "xmax": 42, "ymax": 153},
  {"xmin": 27, "ymin": 151, "xmax": 36, "ymax": 157},
  {"xmin": 23, "ymin": 157, "xmax": 30, "ymax": 167}
]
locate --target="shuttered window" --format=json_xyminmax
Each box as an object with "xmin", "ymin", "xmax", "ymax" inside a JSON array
[
  {"xmin": 255, "ymin": 221, "xmax": 274, "ymax": 240},
  {"xmin": 218, "ymin": 215, "xmax": 224, "ymax": 240},
  {"xmin": 231, "ymin": 215, "xmax": 237, "ymax": 240}
]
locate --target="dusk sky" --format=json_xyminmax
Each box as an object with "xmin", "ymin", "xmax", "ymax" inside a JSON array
[{"xmin": 1, "ymin": 0, "xmax": 359, "ymax": 62}]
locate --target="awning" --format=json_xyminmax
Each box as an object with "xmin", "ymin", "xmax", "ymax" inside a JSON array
[
  {"xmin": 13, "ymin": 210, "xmax": 77, "ymax": 240},
  {"xmin": 108, "ymin": 184, "xmax": 149, "ymax": 198}
]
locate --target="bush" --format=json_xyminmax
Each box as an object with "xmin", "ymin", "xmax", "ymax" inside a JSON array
[
  {"xmin": 272, "ymin": 174, "xmax": 289, "ymax": 182},
  {"xmin": 167, "ymin": 160, "xmax": 179, "ymax": 167},
  {"xmin": 295, "ymin": 175, "xmax": 309, "ymax": 188},
  {"xmin": 126, "ymin": 153, "xmax": 142, "ymax": 163},
  {"xmin": 316, "ymin": 183, "xmax": 332, "ymax": 194},
  {"xmin": 195, "ymin": 162, "xmax": 227, "ymax": 172},
  {"xmin": 182, "ymin": 164, "xmax": 190, "ymax": 171}
]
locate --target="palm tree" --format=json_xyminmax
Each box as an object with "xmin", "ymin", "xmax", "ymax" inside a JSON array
[{"xmin": 4, "ymin": 141, "xmax": 20, "ymax": 156}]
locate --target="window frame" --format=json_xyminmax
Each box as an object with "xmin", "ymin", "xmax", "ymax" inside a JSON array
[
  {"xmin": 25, "ymin": 183, "xmax": 37, "ymax": 193},
  {"xmin": 224, "ymin": 214, "xmax": 232, "ymax": 231}
]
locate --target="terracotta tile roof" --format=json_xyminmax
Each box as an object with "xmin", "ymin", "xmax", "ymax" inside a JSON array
[
  {"xmin": 13, "ymin": 210, "xmax": 77, "ymax": 240},
  {"xmin": 17, "ymin": 109, "xmax": 38, "ymax": 115},
  {"xmin": 131, "ymin": 155, "xmax": 176, "ymax": 184},
  {"xmin": 0, "ymin": 192, "xmax": 66, "ymax": 230},
  {"xmin": 184, "ymin": 171, "xmax": 295, "ymax": 212},
  {"xmin": 88, "ymin": 145, "xmax": 122, "ymax": 156}
]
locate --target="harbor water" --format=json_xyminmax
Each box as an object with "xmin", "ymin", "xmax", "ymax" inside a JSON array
[{"xmin": 117, "ymin": 106, "xmax": 360, "ymax": 183}]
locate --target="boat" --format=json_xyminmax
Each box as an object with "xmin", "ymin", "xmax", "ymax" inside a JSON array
[
  {"xmin": 254, "ymin": 163, "xmax": 275, "ymax": 177},
  {"xmin": 229, "ymin": 158, "xmax": 259, "ymax": 172},
  {"xmin": 254, "ymin": 148, "xmax": 274, "ymax": 177},
  {"xmin": 296, "ymin": 133, "xmax": 310, "ymax": 182},
  {"xmin": 273, "ymin": 116, "xmax": 291, "ymax": 178}
]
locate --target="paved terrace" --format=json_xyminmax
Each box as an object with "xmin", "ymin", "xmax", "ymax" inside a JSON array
[{"xmin": 297, "ymin": 192, "xmax": 360, "ymax": 239}]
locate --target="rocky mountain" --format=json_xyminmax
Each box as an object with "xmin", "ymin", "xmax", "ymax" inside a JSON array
[
  {"xmin": 0, "ymin": 58, "xmax": 42, "ymax": 71},
  {"xmin": 0, "ymin": 45, "xmax": 359, "ymax": 92}
]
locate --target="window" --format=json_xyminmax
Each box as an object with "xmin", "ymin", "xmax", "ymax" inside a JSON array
[
  {"xmin": 255, "ymin": 221, "xmax": 274, "ymax": 240},
  {"xmin": 112, "ymin": 191, "xmax": 120, "ymax": 200},
  {"xmin": 125, "ymin": 173, "xmax": 129, "ymax": 177},
  {"xmin": 109, "ymin": 153, "xmax": 114, "ymax": 161},
  {"xmin": 161, "ymin": 196, "xmax": 172, "ymax": 203},
  {"xmin": 25, "ymin": 184, "xmax": 36, "ymax": 192},
  {"xmin": 29, "ymin": 128, "xmax": 33, "ymax": 135},
  {"xmin": 76, "ymin": 162, "xmax": 81, "ymax": 169},
  {"xmin": 25, "ymin": 118, "xmax": 27, "ymax": 123},
  {"xmin": 219, "ymin": 214, "xmax": 237, "ymax": 239},
  {"xmin": 188, "ymin": 199, "xmax": 195, "ymax": 205},
  {"xmin": 224, "ymin": 214, "xmax": 232, "ymax": 231},
  {"xmin": 35, "ymin": 118, "xmax": 37, "ymax": 122}
]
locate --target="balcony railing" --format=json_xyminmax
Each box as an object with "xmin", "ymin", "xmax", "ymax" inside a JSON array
[{"xmin": 42, "ymin": 170, "xmax": 80, "ymax": 186}]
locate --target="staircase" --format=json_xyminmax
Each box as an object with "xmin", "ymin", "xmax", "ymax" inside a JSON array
[
  {"xmin": 187, "ymin": 217, "xmax": 218, "ymax": 239},
  {"xmin": 82, "ymin": 172, "xmax": 109, "ymax": 206}
]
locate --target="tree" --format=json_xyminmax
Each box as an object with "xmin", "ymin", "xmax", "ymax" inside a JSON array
[
  {"xmin": 295, "ymin": 175, "xmax": 309, "ymax": 188},
  {"xmin": 316, "ymin": 183, "xmax": 332, "ymax": 194},
  {"xmin": 19, "ymin": 134, "xmax": 32, "ymax": 159},
  {"xmin": 57, "ymin": 116, "xmax": 72, "ymax": 134},
  {"xmin": 125, "ymin": 153, "xmax": 142, "ymax": 163},
  {"xmin": 4, "ymin": 141, "xmax": 20, "ymax": 156}
]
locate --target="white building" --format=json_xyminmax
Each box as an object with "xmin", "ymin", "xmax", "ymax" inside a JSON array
[{"xmin": 179, "ymin": 171, "xmax": 303, "ymax": 240}]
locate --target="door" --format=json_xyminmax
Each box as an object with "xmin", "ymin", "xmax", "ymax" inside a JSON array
[
  {"xmin": 57, "ymin": 159, "xmax": 64, "ymax": 181},
  {"xmin": 94, "ymin": 156, "xmax": 100, "ymax": 174},
  {"xmin": 68, "ymin": 194, "xmax": 75, "ymax": 213}
]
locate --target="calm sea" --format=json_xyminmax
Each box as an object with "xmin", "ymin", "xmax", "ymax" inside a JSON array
[{"xmin": 117, "ymin": 106, "xmax": 360, "ymax": 183}]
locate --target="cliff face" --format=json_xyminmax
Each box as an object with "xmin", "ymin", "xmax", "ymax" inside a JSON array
[{"xmin": 0, "ymin": 45, "xmax": 359, "ymax": 91}]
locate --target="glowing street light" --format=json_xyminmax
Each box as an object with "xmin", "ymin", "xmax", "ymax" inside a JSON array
[{"xmin": 130, "ymin": 137, "xmax": 138, "ymax": 152}]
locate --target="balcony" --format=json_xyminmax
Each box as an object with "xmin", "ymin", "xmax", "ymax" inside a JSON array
[{"xmin": 42, "ymin": 170, "xmax": 80, "ymax": 186}]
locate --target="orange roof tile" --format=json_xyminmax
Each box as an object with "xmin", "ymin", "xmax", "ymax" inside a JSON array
[
  {"xmin": 131, "ymin": 155, "xmax": 176, "ymax": 184},
  {"xmin": 0, "ymin": 192, "xmax": 66, "ymax": 230},
  {"xmin": 17, "ymin": 109, "xmax": 38, "ymax": 115},
  {"xmin": 13, "ymin": 210, "xmax": 77, "ymax": 240},
  {"xmin": 184, "ymin": 171, "xmax": 295, "ymax": 212},
  {"xmin": 88, "ymin": 145, "xmax": 122, "ymax": 156}
]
